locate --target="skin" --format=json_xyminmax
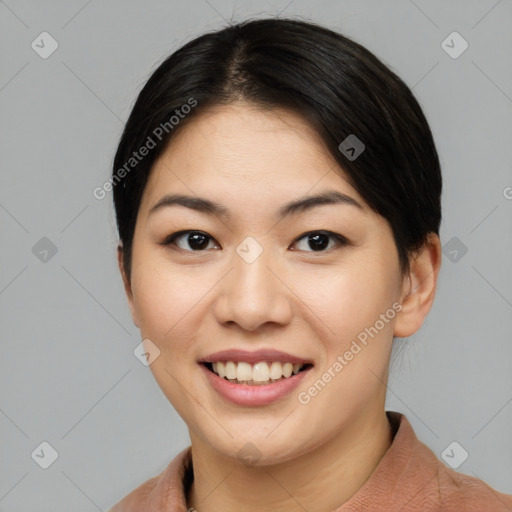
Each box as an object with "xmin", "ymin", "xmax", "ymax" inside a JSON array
[{"xmin": 117, "ymin": 102, "xmax": 442, "ymax": 512}]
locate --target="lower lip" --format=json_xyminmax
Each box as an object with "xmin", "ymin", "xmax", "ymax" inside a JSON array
[{"xmin": 200, "ymin": 364, "xmax": 312, "ymax": 406}]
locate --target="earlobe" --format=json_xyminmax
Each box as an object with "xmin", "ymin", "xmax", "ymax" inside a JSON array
[
  {"xmin": 393, "ymin": 233, "xmax": 442, "ymax": 338},
  {"xmin": 117, "ymin": 243, "xmax": 140, "ymax": 328}
]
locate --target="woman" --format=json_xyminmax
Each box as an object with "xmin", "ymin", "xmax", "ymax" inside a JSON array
[{"xmin": 109, "ymin": 17, "xmax": 512, "ymax": 511}]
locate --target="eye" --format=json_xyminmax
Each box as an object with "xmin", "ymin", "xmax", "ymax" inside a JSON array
[
  {"xmin": 160, "ymin": 229, "xmax": 349, "ymax": 253},
  {"xmin": 161, "ymin": 230, "xmax": 219, "ymax": 251},
  {"xmin": 291, "ymin": 230, "xmax": 349, "ymax": 252}
]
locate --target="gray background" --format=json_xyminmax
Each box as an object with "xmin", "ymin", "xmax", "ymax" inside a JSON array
[{"xmin": 1, "ymin": 0, "xmax": 511, "ymax": 510}]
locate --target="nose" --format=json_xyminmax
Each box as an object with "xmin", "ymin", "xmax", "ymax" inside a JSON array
[{"xmin": 212, "ymin": 245, "xmax": 293, "ymax": 332}]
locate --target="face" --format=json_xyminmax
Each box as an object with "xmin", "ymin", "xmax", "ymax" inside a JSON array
[{"xmin": 120, "ymin": 103, "xmax": 411, "ymax": 465}]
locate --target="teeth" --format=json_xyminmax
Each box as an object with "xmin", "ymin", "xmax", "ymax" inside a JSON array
[
  {"xmin": 253, "ymin": 362, "xmax": 270, "ymax": 382},
  {"xmin": 269, "ymin": 361, "xmax": 282, "ymax": 380},
  {"xmin": 225, "ymin": 361, "xmax": 237, "ymax": 379},
  {"xmin": 210, "ymin": 360, "xmax": 306, "ymax": 384},
  {"xmin": 236, "ymin": 362, "xmax": 252, "ymax": 382}
]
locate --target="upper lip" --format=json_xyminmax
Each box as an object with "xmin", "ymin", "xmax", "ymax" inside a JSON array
[{"xmin": 198, "ymin": 349, "xmax": 313, "ymax": 365}]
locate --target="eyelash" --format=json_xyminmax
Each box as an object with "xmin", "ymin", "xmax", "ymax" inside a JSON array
[{"xmin": 160, "ymin": 230, "xmax": 350, "ymax": 253}]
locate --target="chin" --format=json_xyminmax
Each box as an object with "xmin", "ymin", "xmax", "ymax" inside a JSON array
[{"xmin": 196, "ymin": 427, "xmax": 314, "ymax": 468}]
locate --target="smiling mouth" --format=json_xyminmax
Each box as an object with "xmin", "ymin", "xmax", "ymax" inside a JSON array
[{"xmin": 202, "ymin": 361, "xmax": 313, "ymax": 386}]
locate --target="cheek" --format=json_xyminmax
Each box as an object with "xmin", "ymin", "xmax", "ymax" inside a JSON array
[
  {"xmin": 294, "ymin": 268, "xmax": 396, "ymax": 422},
  {"xmin": 297, "ymin": 260, "xmax": 399, "ymax": 340},
  {"xmin": 131, "ymin": 266, "xmax": 207, "ymax": 412},
  {"xmin": 132, "ymin": 262, "xmax": 204, "ymax": 339}
]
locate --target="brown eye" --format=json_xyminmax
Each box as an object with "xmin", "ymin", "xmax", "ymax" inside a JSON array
[
  {"xmin": 291, "ymin": 231, "xmax": 349, "ymax": 252},
  {"xmin": 161, "ymin": 231, "xmax": 218, "ymax": 251}
]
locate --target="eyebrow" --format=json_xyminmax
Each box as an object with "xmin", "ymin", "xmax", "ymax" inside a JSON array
[{"xmin": 148, "ymin": 190, "xmax": 364, "ymax": 221}]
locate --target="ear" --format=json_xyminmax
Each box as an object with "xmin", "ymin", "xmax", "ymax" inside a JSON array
[
  {"xmin": 394, "ymin": 233, "xmax": 442, "ymax": 338},
  {"xmin": 117, "ymin": 243, "xmax": 140, "ymax": 328}
]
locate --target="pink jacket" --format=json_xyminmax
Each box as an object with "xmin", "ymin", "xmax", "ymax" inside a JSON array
[{"xmin": 110, "ymin": 412, "xmax": 512, "ymax": 511}]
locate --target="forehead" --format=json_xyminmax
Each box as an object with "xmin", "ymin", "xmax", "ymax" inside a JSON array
[{"xmin": 140, "ymin": 103, "xmax": 365, "ymax": 212}]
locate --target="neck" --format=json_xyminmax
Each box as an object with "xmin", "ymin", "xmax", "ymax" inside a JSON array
[{"xmin": 187, "ymin": 407, "xmax": 392, "ymax": 512}]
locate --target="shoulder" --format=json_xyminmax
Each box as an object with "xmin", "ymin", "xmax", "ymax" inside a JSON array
[
  {"xmin": 433, "ymin": 460, "xmax": 512, "ymax": 510},
  {"xmin": 364, "ymin": 412, "xmax": 512, "ymax": 512},
  {"xmin": 393, "ymin": 413, "xmax": 512, "ymax": 510}
]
